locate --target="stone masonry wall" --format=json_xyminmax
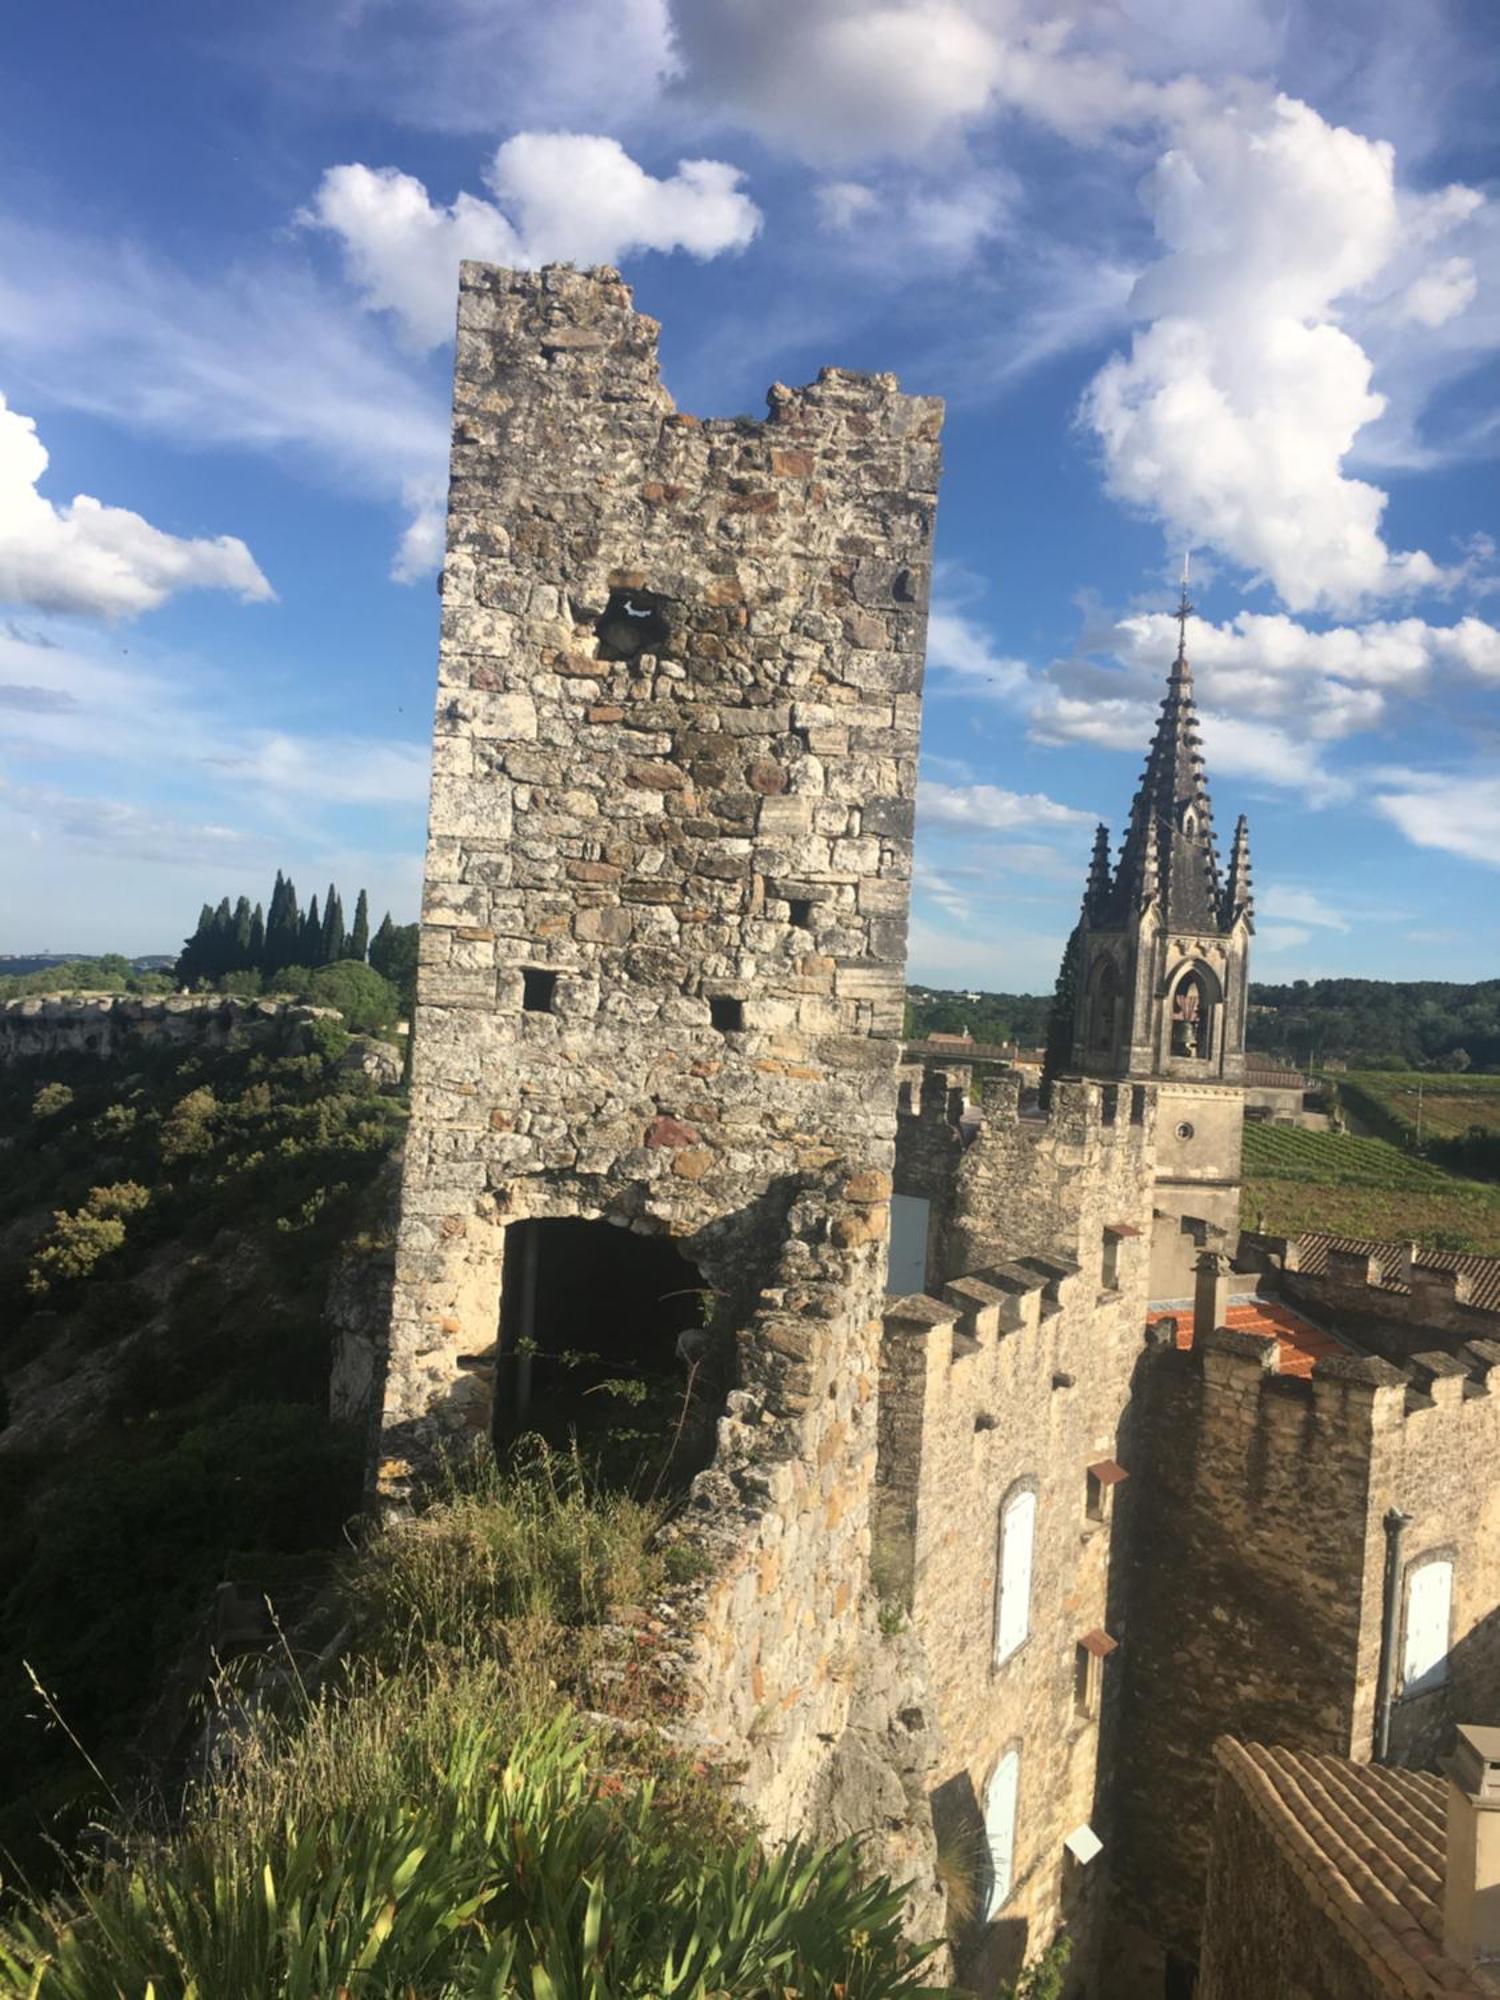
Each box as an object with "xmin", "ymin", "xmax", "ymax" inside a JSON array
[
  {"xmin": 880, "ymin": 1075, "xmax": 1157, "ymax": 1989},
  {"xmin": 0, "ymin": 994, "xmax": 347, "ymax": 1065},
  {"xmin": 1110, "ymin": 1328, "xmax": 1500, "ymax": 1989},
  {"xmin": 382, "ymin": 262, "xmax": 947, "ymax": 1855},
  {"xmin": 383, "ymin": 262, "xmax": 942, "ymax": 1474}
]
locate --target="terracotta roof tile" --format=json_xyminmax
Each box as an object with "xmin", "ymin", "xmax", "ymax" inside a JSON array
[
  {"xmin": 1293, "ymin": 1233, "xmax": 1500, "ymax": 1316},
  {"xmin": 1147, "ymin": 1298, "xmax": 1350, "ymax": 1378},
  {"xmin": 1213, "ymin": 1739, "xmax": 1495, "ymax": 1997}
]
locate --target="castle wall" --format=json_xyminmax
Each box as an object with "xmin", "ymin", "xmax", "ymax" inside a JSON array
[
  {"xmin": 1110, "ymin": 1328, "xmax": 1500, "ymax": 1990},
  {"xmin": 879, "ymin": 1076, "xmax": 1157, "ymax": 1987},
  {"xmin": 0, "ymin": 993, "xmax": 359, "ymax": 1066},
  {"xmin": 383, "ymin": 262, "xmax": 948, "ymax": 1855},
  {"xmin": 384, "ymin": 261, "xmax": 941, "ymax": 1471}
]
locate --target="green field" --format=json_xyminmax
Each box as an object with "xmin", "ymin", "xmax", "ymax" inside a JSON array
[
  {"xmin": 1339, "ymin": 1070, "xmax": 1500, "ymax": 1142},
  {"xmin": 1241, "ymin": 1119, "xmax": 1500, "ymax": 1253}
]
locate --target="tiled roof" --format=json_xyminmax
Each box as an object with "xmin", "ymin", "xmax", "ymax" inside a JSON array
[
  {"xmin": 1147, "ymin": 1297, "xmax": 1349, "ymax": 1378},
  {"xmin": 1293, "ymin": 1233, "xmax": 1500, "ymax": 1316},
  {"xmin": 1213, "ymin": 1739, "xmax": 1495, "ymax": 1997},
  {"xmin": 1244, "ymin": 1062, "xmax": 1313, "ymax": 1089}
]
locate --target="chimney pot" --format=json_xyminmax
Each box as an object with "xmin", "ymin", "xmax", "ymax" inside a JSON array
[{"xmin": 1444, "ymin": 1723, "xmax": 1500, "ymax": 1966}]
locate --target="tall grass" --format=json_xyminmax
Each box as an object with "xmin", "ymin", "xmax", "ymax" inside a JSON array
[
  {"xmin": 0, "ymin": 1445, "xmax": 952, "ymax": 1998},
  {"xmin": 345, "ymin": 1444, "xmax": 668, "ymax": 1675}
]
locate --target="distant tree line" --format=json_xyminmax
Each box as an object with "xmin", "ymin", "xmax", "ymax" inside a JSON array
[
  {"xmin": 175, "ymin": 873, "xmax": 418, "ymax": 1008},
  {"xmin": 1246, "ymin": 977, "xmax": 1500, "ymax": 1074}
]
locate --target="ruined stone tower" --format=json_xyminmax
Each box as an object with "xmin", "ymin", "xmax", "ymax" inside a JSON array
[
  {"xmin": 1068, "ymin": 591, "xmax": 1252, "ymax": 1297},
  {"xmin": 382, "ymin": 259, "xmax": 943, "ymax": 1495}
]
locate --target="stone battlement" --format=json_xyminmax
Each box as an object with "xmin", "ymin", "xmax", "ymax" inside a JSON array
[{"xmin": 1239, "ymin": 1229, "xmax": 1500, "ymax": 1363}]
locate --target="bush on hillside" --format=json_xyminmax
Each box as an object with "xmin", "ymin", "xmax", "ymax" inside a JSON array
[{"xmin": 303, "ymin": 960, "xmax": 400, "ymax": 1034}]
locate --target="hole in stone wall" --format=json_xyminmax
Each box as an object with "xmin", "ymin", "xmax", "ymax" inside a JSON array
[
  {"xmin": 709, "ymin": 996, "xmax": 744, "ymax": 1033},
  {"xmin": 522, "ymin": 968, "xmax": 557, "ymax": 1013},
  {"xmin": 594, "ymin": 587, "xmax": 672, "ymax": 662},
  {"xmin": 496, "ymin": 1218, "xmax": 714, "ymax": 1492},
  {"xmin": 788, "ymin": 898, "xmax": 813, "ymax": 929}
]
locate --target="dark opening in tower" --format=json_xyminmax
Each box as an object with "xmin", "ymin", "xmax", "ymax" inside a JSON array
[{"xmin": 495, "ymin": 1218, "xmax": 715, "ymax": 1492}]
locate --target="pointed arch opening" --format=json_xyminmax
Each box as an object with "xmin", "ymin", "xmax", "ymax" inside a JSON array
[
  {"xmin": 1087, "ymin": 956, "xmax": 1121, "ymax": 1058},
  {"xmin": 1168, "ymin": 963, "xmax": 1221, "ymax": 1062}
]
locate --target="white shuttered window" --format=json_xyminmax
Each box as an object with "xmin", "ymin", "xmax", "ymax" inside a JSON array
[
  {"xmin": 1402, "ymin": 1559, "xmax": 1453, "ymax": 1695},
  {"xmin": 994, "ymin": 1488, "xmax": 1036, "ymax": 1664},
  {"xmin": 983, "ymin": 1750, "xmax": 1020, "ymax": 1919}
]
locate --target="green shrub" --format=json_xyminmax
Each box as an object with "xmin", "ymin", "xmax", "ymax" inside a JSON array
[
  {"xmin": 303, "ymin": 960, "xmax": 400, "ymax": 1034},
  {"xmin": 26, "ymin": 1183, "xmax": 150, "ymax": 1294},
  {"xmin": 31, "ymin": 1082, "xmax": 74, "ymax": 1119},
  {"xmin": 0, "ymin": 1667, "xmax": 943, "ymax": 2000}
]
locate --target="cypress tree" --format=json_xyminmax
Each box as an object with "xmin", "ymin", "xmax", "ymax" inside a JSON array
[
  {"xmin": 321, "ymin": 885, "xmax": 345, "ymax": 964},
  {"xmin": 248, "ymin": 903, "xmax": 266, "ymax": 967},
  {"xmin": 349, "ymin": 889, "xmax": 370, "ymax": 964},
  {"xmin": 269, "ymin": 878, "xmax": 301, "ymax": 972},
  {"xmin": 208, "ymin": 898, "xmax": 235, "ymax": 979},
  {"xmin": 302, "ymin": 894, "xmax": 323, "ymax": 967},
  {"xmin": 231, "ymin": 896, "xmax": 254, "ymax": 971},
  {"xmin": 175, "ymin": 903, "xmax": 215, "ymax": 987},
  {"xmin": 1039, "ymin": 926, "xmax": 1082, "ymax": 1112},
  {"xmin": 369, "ymin": 913, "xmax": 397, "ymax": 978}
]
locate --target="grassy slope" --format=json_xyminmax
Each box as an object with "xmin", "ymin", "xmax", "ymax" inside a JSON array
[
  {"xmin": 1340, "ymin": 1069, "xmax": 1500, "ymax": 1142},
  {"xmin": 0, "ymin": 1023, "xmax": 405, "ymax": 1868},
  {"xmin": 1241, "ymin": 1120, "xmax": 1500, "ymax": 1253}
]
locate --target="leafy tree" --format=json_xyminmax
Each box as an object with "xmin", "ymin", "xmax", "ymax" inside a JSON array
[
  {"xmin": 304, "ymin": 960, "xmax": 400, "ymax": 1034},
  {"xmin": 248, "ymin": 901, "xmax": 266, "ymax": 967},
  {"xmin": 302, "ymin": 894, "xmax": 323, "ymax": 968},
  {"xmin": 349, "ymin": 888, "xmax": 370, "ymax": 964},
  {"xmin": 1039, "ymin": 927, "xmax": 1081, "ymax": 1111},
  {"xmin": 369, "ymin": 912, "xmax": 396, "ymax": 971}
]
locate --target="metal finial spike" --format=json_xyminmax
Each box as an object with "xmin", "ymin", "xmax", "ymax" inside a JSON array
[{"xmin": 1175, "ymin": 550, "xmax": 1194, "ymax": 664}]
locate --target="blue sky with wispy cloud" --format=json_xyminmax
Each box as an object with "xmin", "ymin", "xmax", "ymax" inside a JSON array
[{"xmin": 1, "ymin": 0, "xmax": 1496, "ymax": 987}]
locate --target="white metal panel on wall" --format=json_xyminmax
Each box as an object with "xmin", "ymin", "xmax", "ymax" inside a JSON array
[
  {"xmin": 1403, "ymin": 1559, "xmax": 1453, "ymax": 1694},
  {"xmin": 994, "ymin": 1488, "xmax": 1036, "ymax": 1664},
  {"xmin": 983, "ymin": 1749, "xmax": 1020, "ymax": 1919}
]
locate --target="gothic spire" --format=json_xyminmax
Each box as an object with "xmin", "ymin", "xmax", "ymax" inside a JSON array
[
  {"xmin": 1083, "ymin": 823, "xmax": 1112, "ymax": 923},
  {"xmin": 1107, "ymin": 575, "xmax": 1223, "ymax": 931},
  {"xmin": 1223, "ymin": 813, "xmax": 1254, "ymax": 932}
]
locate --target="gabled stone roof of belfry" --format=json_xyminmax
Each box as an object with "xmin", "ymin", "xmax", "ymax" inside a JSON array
[{"xmin": 1213, "ymin": 1739, "xmax": 1497, "ymax": 1997}]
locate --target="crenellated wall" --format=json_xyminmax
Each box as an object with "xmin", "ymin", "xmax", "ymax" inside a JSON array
[
  {"xmin": 1109, "ymin": 1323, "xmax": 1500, "ymax": 1990},
  {"xmin": 882, "ymin": 1073, "xmax": 1157, "ymax": 1988}
]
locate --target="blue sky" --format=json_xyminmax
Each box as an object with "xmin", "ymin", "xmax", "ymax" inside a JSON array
[{"xmin": 1, "ymin": 0, "xmax": 1497, "ymax": 990}]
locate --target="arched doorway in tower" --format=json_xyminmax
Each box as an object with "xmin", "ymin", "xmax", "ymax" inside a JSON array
[{"xmin": 495, "ymin": 1217, "xmax": 714, "ymax": 1492}]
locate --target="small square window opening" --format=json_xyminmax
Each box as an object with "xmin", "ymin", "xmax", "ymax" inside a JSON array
[
  {"xmin": 788, "ymin": 898, "xmax": 813, "ymax": 929},
  {"xmin": 709, "ymin": 996, "xmax": 744, "ymax": 1033},
  {"xmin": 522, "ymin": 968, "xmax": 558, "ymax": 1014}
]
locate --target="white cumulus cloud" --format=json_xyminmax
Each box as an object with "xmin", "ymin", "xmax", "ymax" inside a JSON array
[
  {"xmin": 0, "ymin": 394, "xmax": 272, "ymax": 618},
  {"xmin": 1372, "ymin": 771, "xmax": 1500, "ymax": 868},
  {"xmin": 304, "ymin": 135, "xmax": 762, "ymax": 349},
  {"xmin": 1081, "ymin": 94, "xmax": 1478, "ymax": 613},
  {"xmin": 918, "ymin": 778, "xmax": 1091, "ymax": 833}
]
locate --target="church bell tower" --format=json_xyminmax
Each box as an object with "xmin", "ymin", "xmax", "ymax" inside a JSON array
[{"xmin": 1069, "ymin": 578, "xmax": 1253, "ymax": 1298}]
